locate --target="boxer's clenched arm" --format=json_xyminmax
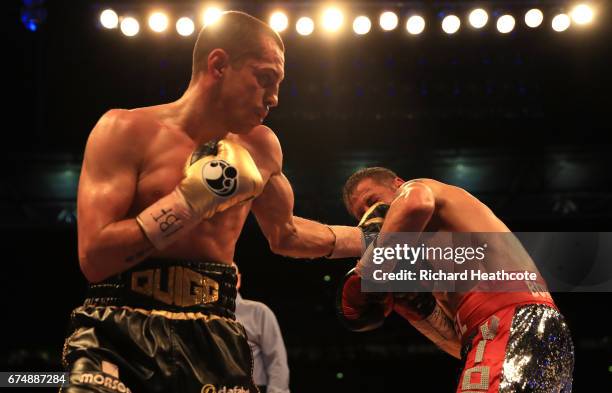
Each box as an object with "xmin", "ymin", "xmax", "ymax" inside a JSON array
[
  {"xmin": 250, "ymin": 131, "xmax": 361, "ymax": 259},
  {"xmin": 378, "ymin": 182, "xmax": 460, "ymax": 357},
  {"xmin": 77, "ymin": 110, "xmax": 154, "ymax": 282},
  {"xmin": 394, "ymin": 295, "xmax": 461, "ymax": 358},
  {"xmin": 381, "ymin": 181, "xmax": 435, "ymax": 233},
  {"xmin": 252, "ymin": 172, "xmax": 350, "ymax": 258}
]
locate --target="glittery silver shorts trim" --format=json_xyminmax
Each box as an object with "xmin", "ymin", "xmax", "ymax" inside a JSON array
[{"xmin": 499, "ymin": 304, "xmax": 574, "ymax": 392}]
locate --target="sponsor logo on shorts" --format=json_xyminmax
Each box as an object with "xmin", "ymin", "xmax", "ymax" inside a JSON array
[
  {"xmin": 78, "ymin": 373, "xmax": 131, "ymax": 393},
  {"xmin": 201, "ymin": 384, "xmax": 250, "ymax": 393}
]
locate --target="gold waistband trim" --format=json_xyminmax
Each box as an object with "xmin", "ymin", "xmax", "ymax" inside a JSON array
[
  {"xmin": 130, "ymin": 265, "xmax": 220, "ymax": 307},
  {"xmin": 90, "ymin": 305, "xmax": 236, "ymax": 321}
]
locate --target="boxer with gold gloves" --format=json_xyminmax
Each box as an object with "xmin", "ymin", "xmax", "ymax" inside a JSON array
[
  {"xmin": 62, "ymin": 12, "xmax": 363, "ymax": 393},
  {"xmin": 136, "ymin": 138, "xmax": 264, "ymax": 250}
]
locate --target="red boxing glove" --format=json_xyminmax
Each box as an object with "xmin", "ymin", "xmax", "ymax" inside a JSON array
[
  {"xmin": 336, "ymin": 268, "xmax": 394, "ymax": 332},
  {"xmin": 393, "ymin": 292, "xmax": 437, "ymax": 321}
]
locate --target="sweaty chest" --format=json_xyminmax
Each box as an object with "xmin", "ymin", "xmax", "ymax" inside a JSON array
[
  {"xmin": 131, "ymin": 150, "xmax": 186, "ymax": 214},
  {"xmin": 131, "ymin": 137, "xmax": 271, "ymax": 216}
]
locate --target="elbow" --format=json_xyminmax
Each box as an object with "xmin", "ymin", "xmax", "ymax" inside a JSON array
[
  {"xmin": 268, "ymin": 237, "xmax": 289, "ymax": 256},
  {"xmin": 79, "ymin": 254, "xmax": 104, "ymax": 283},
  {"xmin": 399, "ymin": 184, "xmax": 435, "ymax": 217},
  {"xmin": 267, "ymin": 228, "xmax": 297, "ymax": 257},
  {"xmin": 268, "ymin": 241, "xmax": 282, "ymax": 255},
  {"xmin": 409, "ymin": 186, "xmax": 435, "ymax": 212},
  {"xmin": 78, "ymin": 244, "xmax": 106, "ymax": 283},
  {"xmin": 387, "ymin": 185, "xmax": 435, "ymax": 231},
  {"xmin": 407, "ymin": 199, "xmax": 435, "ymax": 222},
  {"xmin": 451, "ymin": 345, "xmax": 462, "ymax": 359}
]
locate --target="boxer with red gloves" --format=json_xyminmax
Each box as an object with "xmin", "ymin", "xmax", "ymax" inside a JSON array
[
  {"xmin": 339, "ymin": 167, "xmax": 574, "ymax": 393},
  {"xmin": 337, "ymin": 267, "xmax": 394, "ymax": 332},
  {"xmin": 337, "ymin": 203, "xmax": 394, "ymax": 331},
  {"xmin": 337, "ymin": 201, "xmax": 460, "ymax": 357}
]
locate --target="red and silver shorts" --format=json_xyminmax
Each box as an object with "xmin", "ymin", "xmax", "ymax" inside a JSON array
[{"xmin": 456, "ymin": 293, "xmax": 574, "ymax": 392}]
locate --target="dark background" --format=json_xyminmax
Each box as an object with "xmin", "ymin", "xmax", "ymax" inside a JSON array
[{"xmin": 4, "ymin": 0, "xmax": 611, "ymax": 391}]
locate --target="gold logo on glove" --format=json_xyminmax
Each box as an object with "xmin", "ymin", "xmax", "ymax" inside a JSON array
[{"xmin": 201, "ymin": 160, "xmax": 238, "ymax": 197}]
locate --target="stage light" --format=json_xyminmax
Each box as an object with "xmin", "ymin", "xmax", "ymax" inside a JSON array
[
  {"xmin": 176, "ymin": 17, "xmax": 195, "ymax": 36},
  {"xmin": 120, "ymin": 17, "xmax": 140, "ymax": 37},
  {"xmin": 497, "ymin": 15, "xmax": 515, "ymax": 34},
  {"xmin": 442, "ymin": 15, "xmax": 461, "ymax": 34},
  {"xmin": 296, "ymin": 17, "xmax": 314, "ymax": 36},
  {"xmin": 552, "ymin": 13, "xmax": 571, "ymax": 32},
  {"xmin": 269, "ymin": 11, "xmax": 288, "ymax": 32},
  {"xmin": 406, "ymin": 15, "xmax": 425, "ymax": 35},
  {"xmin": 380, "ymin": 11, "xmax": 398, "ymax": 31},
  {"xmin": 202, "ymin": 7, "xmax": 222, "ymax": 27},
  {"xmin": 525, "ymin": 9, "xmax": 544, "ymax": 28},
  {"xmin": 570, "ymin": 4, "xmax": 594, "ymax": 25},
  {"xmin": 469, "ymin": 8, "xmax": 488, "ymax": 29},
  {"xmin": 353, "ymin": 16, "xmax": 371, "ymax": 35},
  {"xmin": 100, "ymin": 9, "xmax": 118, "ymax": 29},
  {"xmin": 21, "ymin": 0, "xmax": 47, "ymax": 32},
  {"xmin": 321, "ymin": 7, "xmax": 343, "ymax": 32},
  {"xmin": 148, "ymin": 12, "xmax": 168, "ymax": 33}
]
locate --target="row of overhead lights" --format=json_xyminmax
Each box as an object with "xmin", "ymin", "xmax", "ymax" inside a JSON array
[{"xmin": 99, "ymin": 4, "xmax": 596, "ymax": 37}]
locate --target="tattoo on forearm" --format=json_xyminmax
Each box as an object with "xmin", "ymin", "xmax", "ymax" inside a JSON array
[
  {"xmin": 125, "ymin": 246, "xmax": 154, "ymax": 264},
  {"xmin": 429, "ymin": 306, "xmax": 456, "ymax": 339}
]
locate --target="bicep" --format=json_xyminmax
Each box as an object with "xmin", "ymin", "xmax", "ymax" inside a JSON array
[
  {"xmin": 251, "ymin": 172, "xmax": 294, "ymax": 236},
  {"xmin": 77, "ymin": 112, "xmax": 140, "ymax": 245}
]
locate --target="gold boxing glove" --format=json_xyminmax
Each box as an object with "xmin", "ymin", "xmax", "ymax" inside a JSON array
[
  {"xmin": 137, "ymin": 139, "xmax": 263, "ymax": 250},
  {"xmin": 179, "ymin": 139, "xmax": 264, "ymax": 217}
]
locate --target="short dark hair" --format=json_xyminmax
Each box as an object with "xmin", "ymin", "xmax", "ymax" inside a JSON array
[
  {"xmin": 191, "ymin": 11, "xmax": 284, "ymax": 79},
  {"xmin": 342, "ymin": 167, "xmax": 398, "ymax": 214}
]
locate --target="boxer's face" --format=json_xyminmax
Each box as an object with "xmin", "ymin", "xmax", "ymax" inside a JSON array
[
  {"xmin": 349, "ymin": 178, "xmax": 399, "ymax": 220},
  {"xmin": 221, "ymin": 36, "xmax": 284, "ymax": 134}
]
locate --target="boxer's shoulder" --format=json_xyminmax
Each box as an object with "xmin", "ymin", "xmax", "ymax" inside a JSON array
[
  {"xmin": 92, "ymin": 108, "xmax": 160, "ymax": 142},
  {"xmin": 85, "ymin": 108, "xmax": 170, "ymax": 172},
  {"xmin": 243, "ymin": 125, "xmax": 281, "ymax": 150},
  {"xmin": 234, "ymin": 125, "xmax": 282, "ymax": 172},
  {"xmin": 402, "ymin": 178, "xmax": 435, "ymax": 187},
  {"xmin": 398, "ymin": 178, "xmax": 436, "ymax": 195},
  {"xmin": 401, "ymin": 178, "xmax": 452, "ymax": 199}
]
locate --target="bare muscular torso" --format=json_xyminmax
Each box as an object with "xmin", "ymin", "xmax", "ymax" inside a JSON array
[
  {"xmin": 409, "ymin": 179, "xmax": 539, "ymax": 317},
  {"xmin": 415, "ymin": 178, "xmax": 510, "ymax": 233},
  {"xmin": 124, "ymin": 105, "xmax": 278, "ymax": 264}
]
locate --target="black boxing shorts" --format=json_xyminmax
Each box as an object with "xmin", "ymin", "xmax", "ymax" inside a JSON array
[
  {"xmin": 455, "ymin": 292, "xmax": 574, "ymax": 392},
  {"xmin": 61, "ymin": 260, "xmax": 257, "ymax": 393}
]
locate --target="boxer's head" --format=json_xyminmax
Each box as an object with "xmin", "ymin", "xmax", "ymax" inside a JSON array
[
  {"xmin": 191, "ymin": 11, "xmax": 285, "ymax": 134},
  {"xmin": 343, "ymin": 167, "xmax": 404, "ymax": 220}
]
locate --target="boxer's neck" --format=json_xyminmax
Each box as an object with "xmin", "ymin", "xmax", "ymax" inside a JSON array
[{"xmin": 171, "ymin": 80, "xmax": 228, "ymax": 144}]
